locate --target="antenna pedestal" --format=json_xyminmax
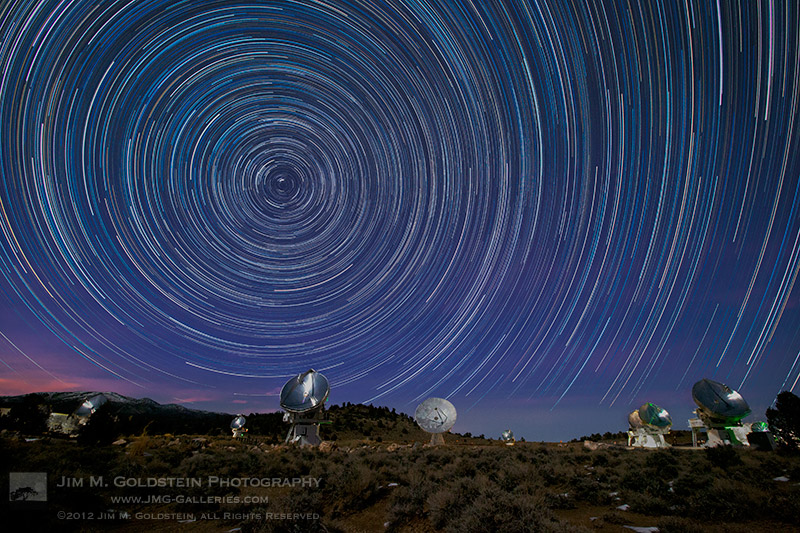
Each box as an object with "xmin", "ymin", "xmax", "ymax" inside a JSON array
[
  {"xmin": 284, "ymin": 413, "xmax": 323, "ymax": 446},
  {"xmin": 690, "ymin": 410, "xmax": 751, "ymax": 447},
  {"xmin": 627, "ymin": 427, "xmax": 669, "ymax": 448},
  {"xmin": 429, "ymin": 433, "xmax": 445, "ymax": 446},
  {"xmin": 690, "ymin": 379, "xmax": 752, "ymax": 447},
  {"xmin": 280, "ymin": 369, "xmax": 330, "ymax": 447},
  {"xmin": 706, "ymin": 427, "xmax": 749, "ymax": 447}
]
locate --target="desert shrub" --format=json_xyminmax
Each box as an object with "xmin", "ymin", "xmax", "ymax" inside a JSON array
[
  {"xmin": 450, "ymin": 456, "xmax": 477, "ymax": 478},
  {"xmin": 127, "ymin": 436, "xmax": 152, "ymax": 456},
  {"xmin": 543, "ymin": 491, "xmax": 576, "ymax": 510},
  {"xmin": 619, "ymin": 469, "xmax": 668, "ymax": 496},
  {"xmin": 704, "ymin": 445, "xmax": 742, "ymax": 469},
  {"xmin": 241, "ymin": 489, "xmax": 331, "ymax": 533},
  {"xmin": 176, "ymin": 451, "xmax": 228, "ymax": 478},
  {"xmin": 386, "ymin": 470, "xmax": 433, "ymax": 528},
  {"xmin": 428, "ymin": 487, "xmax": 463, "ymax": 529},
  {"xmin": 326, "ymin": 461, "xmax": 379, "ymax": 514},
  {"xmin": 566, "ymin": 475, "xmax": 609, "ymax": 505},
  {"xmin": 538, "ymin": 463, "xmax": 563, "ymax": 486},
  {"xmin": 767, "ymin": 391, "xmax": 800, "ymax": 451},
  {"xmin": 3, "ymin": 394, "xmax": 48, "ymax": 434},
  {"xmin": 681, "ymin": 479, "xmax": 762, "ymax": 520},
  {"xmin": 443, "ymin": 485, "xmax": 567, "ymax": 533},
  {"xmin": 671, "ymin": 470, "xmax": 713, "ymax": 498},
  {"xmin": 656, "ymin": 516, "xmax": 704, "ymax": 533},
  {"xmin": 77, "ymin": 404, "xmax": 119, "ymax": 445},
  {"xmin": 517, "ymin": 464, "xmax": 548, "ymax": 495},
  {"xmin": 766, "ymin": 490, "xmax": 800, "ymax": 524},
  {"xmin": 573, "ymin": 453, "xmax": 591, "ymax": 464},
  {"xmin": 644, "ymin": 450, "xmax": 679, "ymax": 478},
  {"xmin": 449, "ymin": 474, "xmax": 484, "ymax": 501},
  {"xmin": 496, "ymin": 462, "xmax": 539, "ymax": 494},
  {"xmin": 109, "ymin": 454, "xmax": 147, "ymax": 479},
  {"xmin": 599, "ymin": 511, "xmax": 626, "ymax": 524},
  {"xmin": 627, "ymin": 491, "xmax": 671, "ymax": 515},
  {"xmin": 149, "ymin": 440, "xmax": 190, "ymax": 464}
]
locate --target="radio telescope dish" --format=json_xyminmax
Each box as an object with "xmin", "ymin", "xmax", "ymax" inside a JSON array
[
  {"xmin": 280, "ymin": 369, "xmax": 330, "ymax": 414},
  {"xmin": 692, "ymin": 379, "xmax": 751, "ymax": 423},
  {"xmin": 415, "ymin": 398, "xmax": 456, "ymax": 445},
  {"xmin": 231, "ymin": 415, "xmax": 246, "ymax": 429},
  {"xmin": 638, "ymin": 403, "xmax": 672, "ymax": 428},
  {"xmin": 501, "ymin": 429, "xmax": 515, "ymax": 445},
  {"xmin": 689, "ymin": 379, "xmax": 752, "ymax": 447},
  {"xmin": 230, "ymin": 414, "xmax": 247, "ymax": 438},
  {"xmin": 281, "ymin": 370, "xmax": 329, "ymax": 446},
  {"xmin": 627, "ymin": 402, "xmax": 671, "ymax": 448},
  {"xmin": 628, "ymin": 410, "xmax": 644, "ymax": 429},
  {"xmin": 74, "ymin": 394, "xmax": 108, "ymax": 417}
]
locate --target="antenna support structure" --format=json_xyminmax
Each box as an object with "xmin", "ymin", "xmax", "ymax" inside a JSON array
[
  {"xmin": 688, "ymin": 379, "xmax": 752, "ymax": 448},
  {"xmin": 414, "ymin": 397, "xmax": 457, "ymax": 446},
  {"xmin": 280, "ymin": 369, "xmax": 330, "ymax": 447}
]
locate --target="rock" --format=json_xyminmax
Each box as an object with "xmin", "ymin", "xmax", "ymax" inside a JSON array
[
  {"xmin": 387, "ymin": 443, "xmax": 400, "ymax": 452},
  {"xmin": 112, "ymin": 439, "xmax": 127, "ymax": 446},
  {"xmin": 318, "ymin": 441, "xmax": 337, "ymax": 452},
  {"xmin": 583, "ymin": 440, "xmax": 615, "ymax": 450}
]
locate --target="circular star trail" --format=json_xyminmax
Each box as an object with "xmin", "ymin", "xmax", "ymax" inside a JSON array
[{"xmin": 1, "ymin": 0, "xmax": 799, "ymax": 405}]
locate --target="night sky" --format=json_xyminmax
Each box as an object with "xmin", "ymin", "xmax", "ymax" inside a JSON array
[{"xmin": 1, "ymin": 0, "xmax": 799, "ymax": 441}]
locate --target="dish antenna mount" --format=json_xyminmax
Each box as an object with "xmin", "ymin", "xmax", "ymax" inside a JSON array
[
  {"xmin": 689, "ymin": 378, "xmax": 752, "ymax": 447},
  {"xmin": 280, "ymin": 369, "xmax": 329, "ymax": 446},
  {"xmin": 414, "ymin": 397, "xmax": 457, "ymax": 446},
  {"xmin": 73, "ymin": 394, "xmax": 108, "ymax": 426},
  {"xmin": 231, "ymin": 414, "xmax": 247, "ymax": 438},
  {"xmin": 627, "ymin": 403, "xmax": 672, "ymax": 448}
]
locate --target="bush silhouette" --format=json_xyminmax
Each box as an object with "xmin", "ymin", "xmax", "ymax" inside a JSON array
[{"xmin": 767, "ymin": 391, "xmax": 800, "ymax": 451}]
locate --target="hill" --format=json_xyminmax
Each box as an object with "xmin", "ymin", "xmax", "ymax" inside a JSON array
[{"xmin": 0, "ymin": 392, "xmax": 484, "ymax": 444}]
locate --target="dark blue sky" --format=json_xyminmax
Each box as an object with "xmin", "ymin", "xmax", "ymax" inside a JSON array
[{"xmin": 1, "ymin": 0, "xmax": 799, "ymax": 441}]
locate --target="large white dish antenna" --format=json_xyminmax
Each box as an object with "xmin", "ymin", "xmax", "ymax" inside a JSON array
[{"xmin": 414, "ymin": 397, "xmax": 457, "ymax": 434}]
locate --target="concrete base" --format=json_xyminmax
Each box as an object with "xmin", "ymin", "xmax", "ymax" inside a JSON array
[{"xmin": 628, "ymin": 428, "xmax": 670, "ymax": 448}]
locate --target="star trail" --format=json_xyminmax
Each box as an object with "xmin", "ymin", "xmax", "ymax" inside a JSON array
[{"xmin": 1, "ymin": 0, "xmax": 799, "ymax": 436}]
